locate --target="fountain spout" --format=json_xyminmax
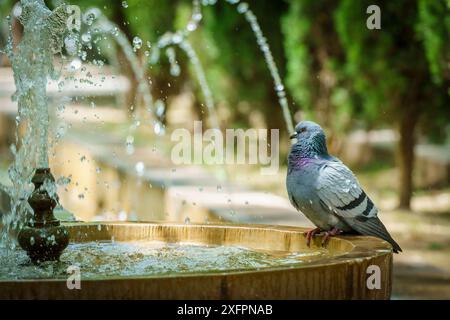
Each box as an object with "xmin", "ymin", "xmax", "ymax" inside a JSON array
[
  {"xmin": 18, "ymin": 168, "xmax": 69, "ymax": 264},
  {"xmin": 4, "ymin": 0, "xmax": 72, "ymax": 262}
]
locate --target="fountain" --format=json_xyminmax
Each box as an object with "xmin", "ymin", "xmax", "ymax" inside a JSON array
[
  {"xmin": 0, "ymin": 0, "xmax": 394, "ymax": 299},
  {"xmin": 1, "ymin": 0, "xmax": 71, "ymax": 262}
]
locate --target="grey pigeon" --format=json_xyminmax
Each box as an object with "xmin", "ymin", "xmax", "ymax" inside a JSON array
[{"xmin": 286, "ymin": 121, "xmax": 402, "ymax": 253}]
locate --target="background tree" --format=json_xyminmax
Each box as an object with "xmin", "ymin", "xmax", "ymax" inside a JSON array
[{"xmin": 283, "ymin": 0, "xmax": 449, "ymax": 209}]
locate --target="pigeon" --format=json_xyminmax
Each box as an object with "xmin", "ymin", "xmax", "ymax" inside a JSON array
[{"xmin": 286, "ymin": 121, "xmax": 402, "ymax": 253}]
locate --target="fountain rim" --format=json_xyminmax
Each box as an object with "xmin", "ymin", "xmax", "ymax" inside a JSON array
[{"xmin": 1, "ymin": 221, "xmax": 392, "ymax": 282}]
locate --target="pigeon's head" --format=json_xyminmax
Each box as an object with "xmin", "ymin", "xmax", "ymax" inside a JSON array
[
  {"xmin": 289, "ymin": 121, "xmax": 328, "ymax": 157},
  {"xmin": 290, "ymin": 121, "xmax": 325, "ymax": 142}
]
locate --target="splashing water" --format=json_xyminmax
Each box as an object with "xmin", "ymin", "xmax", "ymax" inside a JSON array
[
  {"xmin": 95, "ymin": 9, "xmax": 154, "ymax": 113},
  {"xmin": 239, "ymin": 6, "xmax": 295, "ymax": 134},
  {"xmin": 149, "ymin": 0, "xmax": 220, "ymax": 129},
  {"xmin": 1, "ymin": 0, "xmax": 71, "ymax": 249},
  {"xmin": 150, "ymin": 0, "xmax": 294, "ymax": 134},
  {"xmin": 83, "ymin": 8, "xmax": 163, "ymax": 151},
  {"xmin": 226, "ymin": 0, "xmax": 295, "ymax": 134},
  {"xmin": 0, "ymin": 240, "xmax": 328, "ymax": 279},
  {"xmin": 151, "ymin": 33, "xmax": 220, "ymax": 129}
]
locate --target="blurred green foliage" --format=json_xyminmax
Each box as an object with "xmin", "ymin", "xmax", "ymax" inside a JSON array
[
  {"xmin": 0, "ymin": 0, "xmax": 448, "ymax": 207},
  {"xmin": 417, "ymin": 0, "xmax": 450, "ymax": 86},
  {"xmin": 283, "ymin": 0, "xmax": 449, "ymax": 139},
  {"xmin": 200, "ymin": 1, "xmax": 288, "ymax": 129},
  {"xmin": 1, "ymin": 0, "xmax": 447, "ymax": 136}
]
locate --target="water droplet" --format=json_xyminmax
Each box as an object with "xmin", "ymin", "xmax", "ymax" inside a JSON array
[
  {"xmin": 12, "ymin": 4, "xmax": 22, "ymax": 17},
  {"xmin": 187, "ymin": 21, "xmax": 197, "ymax": 32},
  {"xmin": 154, "ymin": 122, "xmax": 165, "ymax": 136},
  {"xmin": 172, "ymin": 33, "xmax": 182, "ymax": 44},
  {"xmin": 118, "ymin": 211, "xmax": 127, "ymax": 221},
  {"xmin": 170, "ymin": 65, "xmax": 180, "ymax": 77},
  {"xmin": 184, "ymin": 217, "xmax": 190, "ymax": 225},
  {"xmin": 69, "ymin": 58, "xmax": 82, "ymax": 71},
  {"xmin": 64, "ymin": 36, "xmax": 78, "ymax": 56},
  {"xmin": 155, "ymin": 100, "xmax": 165, "ymax": 117},
  {"xmin": 126, "ymin": 145, "xmax": 135, "ymax": 155},
  {"xmin": 126, "ymin": 135, "xmax": 134, "ymax": 144},
  {"xmin": 83, "ymin": 9, "xmax": 99, "ymax": 26},
  {"xmin": 57, "ymin": 175, "xmax": 71, "ymax": 186},
  {"xmin": 111, "ymin": 27, "xmax": 119, "ymax": 37},
  {"xmin": 192, "ymin": 13, "xmax": 202, "ymax": 22},
  {"xmin": 237, "ymin": 2, "xmax": 249, "ymax": 14},
  {"xmin": 135, "ymin": 162, "xmax": 145, "ymax": 176},
  {"xmin": 132, "ymin": 36, "xmax": 142, "ymax": 50},
  {"xmin": 81, "ymin": 33, "xmax": 91, "ymax": 43},
  {"xmin": 122, "ymin": 1, "xmax": 128, "ymax": 8}
]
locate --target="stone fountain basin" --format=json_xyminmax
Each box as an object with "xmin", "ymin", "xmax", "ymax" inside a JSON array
[{"xmin": 0, "ymin": 222, "xmax": 392, "ymax": 299}]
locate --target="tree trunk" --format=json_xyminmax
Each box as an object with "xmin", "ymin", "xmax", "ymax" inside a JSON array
[{"xmin": 397, "ymin": 111, "xmax": 418, "ymax": 210}]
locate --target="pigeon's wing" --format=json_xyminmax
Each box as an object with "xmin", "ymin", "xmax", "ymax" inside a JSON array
[
  {"xmin": 316, "ymin": 161, "xmax": 402, "ymax": 253},
  {"xmin": 288, "ymin": 191, "xmax": 300, "ymax": 211}
]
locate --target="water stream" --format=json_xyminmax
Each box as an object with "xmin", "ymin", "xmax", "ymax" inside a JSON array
[
  {"xmin": 148, "ymin": 0, "xmax": 295, "ymax": 133},
  {"xmin": 86, "ymin": 9, "xmax": 155, "ymax": 118},
  {"xmin": 1, "ymin": 0, "xmax": 70, "ymax": 249}
]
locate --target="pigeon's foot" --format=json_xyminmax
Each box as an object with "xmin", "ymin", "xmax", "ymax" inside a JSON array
[
  {"xmin": 304, "ymin": 227, "xmax": 322, "ymax": 247},
  {"xmin": 321, "ymin": 227, "xmax": 343, "ymax": 246}
]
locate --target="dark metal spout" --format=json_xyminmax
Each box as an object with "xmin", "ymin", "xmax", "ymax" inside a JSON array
[{"xmin": 17, "ymin": 168, "xmax": 69, "ymax": 264}]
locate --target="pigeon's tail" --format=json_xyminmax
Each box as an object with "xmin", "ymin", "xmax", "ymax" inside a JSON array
[{"xmin": 350, "ymin": 217, "xmax": 402, "ymax": 253}]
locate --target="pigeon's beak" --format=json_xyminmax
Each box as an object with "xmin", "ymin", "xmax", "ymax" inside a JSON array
[{"xmin": 289, "ymin": 133, "xmax": 297, "ymax": 140}]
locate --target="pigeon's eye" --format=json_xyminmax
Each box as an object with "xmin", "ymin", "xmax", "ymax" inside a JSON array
[{"xmin": 299, "ymin": 127, "xmax": 307, "ymax": 133}]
